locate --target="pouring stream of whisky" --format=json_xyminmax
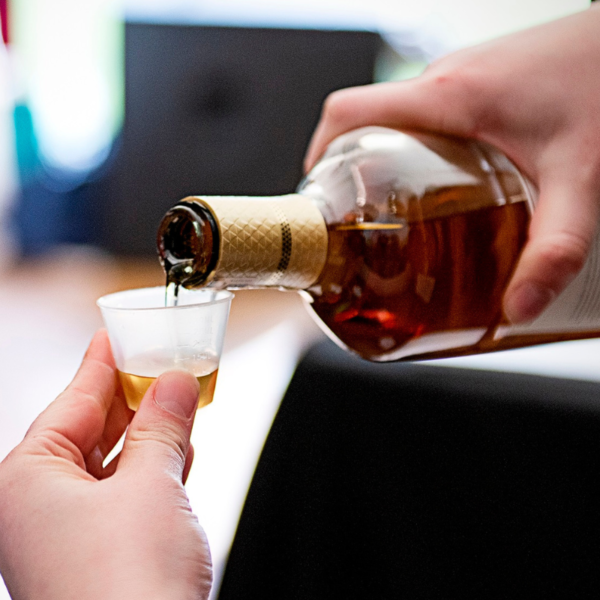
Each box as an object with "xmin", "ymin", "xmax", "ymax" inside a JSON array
[
  {"xmin": 165, "ymin": 258, "xmax": 197, "ymax": 307},
  {"xmin": 165, "ymin": 280, "xmax": 180, "ymax": 307}
]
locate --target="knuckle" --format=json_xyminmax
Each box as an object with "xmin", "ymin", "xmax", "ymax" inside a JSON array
[
  {"xmin": 422, "ymin": 57, "xmax": 491, "ymax": 137},
  {"xmin": 60, "ymin": 368, "xmax": 112, "ymax": 410},
  {"xmin": 61, "ymin": 387, "xmax": 98, "ymax": 407},
  {"xmin": 127, "ymin": 421, "xmax": 187, "ymax": 461},
  {"xmin": 85, "ymin": 357, "xmax": 114, "ymax": 378},
  {"xmin": 534, "ymin": 232, "xmax": 590, "ymax": 284},
  {"xmin": 32, "ymin": 430, "xmax": 86, "ymax": 467},
  {"xmin": 321, "ymin": 88, "xmax": 361, "ymax": 126}
]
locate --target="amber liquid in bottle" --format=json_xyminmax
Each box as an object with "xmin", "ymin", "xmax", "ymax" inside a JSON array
[
  {"xmin": 306, "ymin": 200, "xmax": 600, "ymax": 361},
  {"xmin": 306, "ymin": 201, "xmax": 527, "ymax": 361}
]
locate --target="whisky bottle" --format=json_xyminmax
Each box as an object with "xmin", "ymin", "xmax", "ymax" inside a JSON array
[{"xmin": 157, "ymin": 126, "xmax": 600, "ymax": 362}]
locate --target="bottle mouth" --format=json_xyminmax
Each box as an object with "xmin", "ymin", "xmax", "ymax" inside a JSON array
[{"xmin": 157, "ymin": 200, "xmax": 220, "ymax": 288}]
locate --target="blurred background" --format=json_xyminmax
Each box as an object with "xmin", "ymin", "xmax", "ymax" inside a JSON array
[
  {"xmin": 0, "ymin": 0, "xmax": 591, "ymax": 258},
  {"xmin": 0, "ymin": 1, "xmax": 595, "ymax": 598}
]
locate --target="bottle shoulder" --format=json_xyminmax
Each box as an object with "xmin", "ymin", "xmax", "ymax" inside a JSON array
[{"xmin": 298, "ymin": 127, "xmax": 533, "ymax": 228}]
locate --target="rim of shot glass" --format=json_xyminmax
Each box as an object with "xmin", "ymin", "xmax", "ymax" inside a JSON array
[{"xmin": 96, "ymin": 286, "xmax": 234, "ymax": 312}]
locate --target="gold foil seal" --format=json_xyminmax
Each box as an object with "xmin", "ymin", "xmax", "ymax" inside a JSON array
[{"xmin": 185, "ymin": 194, "xmax": 328, "ymax": 289}]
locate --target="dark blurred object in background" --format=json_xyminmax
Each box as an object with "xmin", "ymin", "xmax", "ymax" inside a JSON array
[
  {"xmin": 219, "ymin": 339, "xmax": 600, "ymax": 599},
  {"xmin": 101, "ymin": 23, "xmax": 381, "ymax": 256},
  {"xmin": 11, "ymin": 23, "xmax": 380, "ymax": 257}
]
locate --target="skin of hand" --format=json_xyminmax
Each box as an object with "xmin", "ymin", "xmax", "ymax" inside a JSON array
[
  {"xmin": 0, "ymin": 330, "xmax": 212, "ymax": 600},
  {"xmin": 305, "ymin": 5, "xmax": 600, "ymax": 324}
]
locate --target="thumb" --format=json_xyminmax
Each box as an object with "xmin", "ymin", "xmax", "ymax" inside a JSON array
[
  {"xmin": 503, "ymin": 178, "xmax": 599, "ymax": 323},
  {"xmin": 118, "ymin": 370, "xmax": 200, "ymax": 479}
]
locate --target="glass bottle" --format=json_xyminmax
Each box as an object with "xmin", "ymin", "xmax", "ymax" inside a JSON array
[{"xmin": 157, "ymin": 126, "xmax": 600, "ymax": 362}]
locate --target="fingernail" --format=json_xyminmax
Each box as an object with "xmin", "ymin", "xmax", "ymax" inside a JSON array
[
  {"xmin": 153, "ymin": 371, "xmax": 200, "ymax": 419},
  {"xmin": 505, "ymin": 282, "xmax": 554, "ymax": 324}
]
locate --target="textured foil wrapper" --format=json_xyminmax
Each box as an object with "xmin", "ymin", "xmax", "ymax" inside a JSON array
[{"xmin": 185, "ymin": 194, "xmax": 328, "ymax": 289}]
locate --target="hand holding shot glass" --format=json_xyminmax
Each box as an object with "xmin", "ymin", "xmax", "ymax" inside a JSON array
[{"xmin": 97, "ymin": 287, "xmax": 233, "ymax": 411}]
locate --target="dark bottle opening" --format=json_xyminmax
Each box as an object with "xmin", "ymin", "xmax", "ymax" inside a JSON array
[{"xmin": 157, "ymin": 200, "xmax": 220, "ymax": 288}]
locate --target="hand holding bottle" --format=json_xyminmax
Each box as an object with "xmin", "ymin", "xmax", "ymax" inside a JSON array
[
  {"xmin": 305, "ymin": 4, "xmax": 600, "ymax": 324},
  {"xmin": 0, "ymin": 330, "xmax": 212, "ymax": 600}
]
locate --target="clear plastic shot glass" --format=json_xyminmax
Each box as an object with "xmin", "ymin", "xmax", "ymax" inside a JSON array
[{"xmin": 97, "ymin": 287, "xmax": 233, "ymax": 411}]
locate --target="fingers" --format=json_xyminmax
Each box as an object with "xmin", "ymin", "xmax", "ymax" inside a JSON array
[
  {"xmin": 504, "ymin": 177, "xmax": 600, "ymax": 323},
  {"xmin": 117, "ymin": 370, "xmax": 201, "ymax": 482},
  {"xmin": 95, "ymin": 393, "xmax": 134, "ymax": 459},
  {"xmin": 304, "ymin": 74, "xmax": 480, "ymax": 172},
  {"xmin": 26, "ymin": 330, "xmax": 122, "ymax": 459}
]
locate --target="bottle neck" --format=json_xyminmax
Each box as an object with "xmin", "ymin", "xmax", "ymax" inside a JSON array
[{"xmin": 158, "ymin": 194, "xmax": 329, "ymax": 290}]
